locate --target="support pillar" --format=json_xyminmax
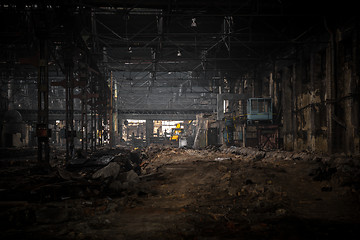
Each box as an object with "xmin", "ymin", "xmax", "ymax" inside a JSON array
[
  {"xmin": 65, "ymin": 48, "xmax": 75, "ymax": 161},
  {"xmin": 242, "ymin": 124, "xmax": 246, "ymax": 147},
  {"xmin": 90, "ymin": 94, "xmax": 96, "ymax": 152},
  {"xmin": 310, "ymin": 53, "xmax": 317, "ymax": 151},
  {"xmin": 109, "ymin": 71, "xmax": 115, "ymax": 148},
  {"xmin": 98, "ymin": 114, "xmax": 103, "ymax": 146},
  {"xmin": 37, "ymin": 39, "xmax": 50, "ymax": 167},
  {"xmin": 118, "ymin": 117, "xmax": 123, "ymax": 141},
  {"xmin": 351, "ymin": 30, "xmax": 360, "ymax": 154},
  {"xmin": 326, "ymin": 33, "xmax": 336, "ymax": 154},
  {"xmin": 217, "ymin": 86, "xmax": 224, "ymax": 120},
  {"xmin": 282, "ymin": 66, "xmax": 293, "ymax": 150},
  {"xmin": 80, "ymin": 65, "xmax": 88, "ymax": 152},
  {"xmin": 146, "ymin": 119, "xmax": 154, "ymax": 145},
  {"xmin": 293, "ymin": 55, "xmax": 303, "ymax": 150}
]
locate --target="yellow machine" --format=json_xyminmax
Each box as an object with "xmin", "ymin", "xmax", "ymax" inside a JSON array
[{"xmin": 170, "ymin": 124, "xmax": 184, "ymax": 141}]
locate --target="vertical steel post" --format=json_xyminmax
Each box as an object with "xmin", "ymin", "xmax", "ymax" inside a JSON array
[
  {"xmin": 90, "ymin": 9, "xmax": 98, "ymax": 151},
  {"xmin": 90, "ymin": 93, "xmax": 96, "ymax": 152},
  {"xmin": 81, "ymin": 91, "xmax": 85, "ymax": 150},
  {"xmin": 37, "ymin": 39, "xmax": 50, "ymax": 167},
  {"xmin": 151, "ymin": 48, "xmax": 157, "ymax": 92},
  {"xmin": 80, "ymin": 63, "xmax": 88, "ymax": 152},
  {"xmin": 65, "ymin": 49, "xmax": 74, "ymax": 161},
  {"xmin": 84, "ymin": 92, "xmax": 88, "ymax": 152},
  {"xmin": 109, "ymin": 71, "xmax": 115, "ymax": 148},
  {"xmin": 326, "ymin": 32, "xmax": 336, "ymax": 154}
]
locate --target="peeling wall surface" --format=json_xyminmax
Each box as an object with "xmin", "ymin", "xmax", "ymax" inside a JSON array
[
  {"xmin": 271, "ymin": 27, "xmax": 360, "ymax": 155},
  {"xmin": 198, "ymin": 24, "xmax": 360, "ymax": 155},
  {"xmin": 230, "ymin": 24, "xmax": 359, "ymax": 155}
]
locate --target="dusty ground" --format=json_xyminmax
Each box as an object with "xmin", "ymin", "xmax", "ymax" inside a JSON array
[{"xmin": 1, "ymin": 146, "xmax": 360, "ymax": 239}]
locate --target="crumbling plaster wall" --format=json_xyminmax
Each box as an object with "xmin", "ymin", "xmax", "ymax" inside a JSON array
[
  {"xmin": 214, "ymin": 26, "xmax": 359, "ymax": 155},
  {"xmin": 247, "ymin": 25, "xmax": 360, "ymax": 155},
  {"xmin": 336, "ymin": 31, "xmax": 360, "ymax": 155},
  {"xmin": 278, "ymin": 27, "xmax": 360, "ymax": 155}
]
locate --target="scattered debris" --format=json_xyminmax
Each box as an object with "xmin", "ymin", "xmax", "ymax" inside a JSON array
[
  {"xmin": 214, "ymin": 157, "xmax": 231, "ymax": 161},
  {"xmin": 1, "ymin": 146, "xmax": 360, "ymax": 239},
  {"xmin": 125, "ymin": 170, "xmax": 140, "ymax": 184},
  {"xmin": 87, "ymin": 155, "xmax": 115, "ymax": 166},
  {"xmin": 92, "ymin": 162, "xmax": 121, "ymax": 179}
]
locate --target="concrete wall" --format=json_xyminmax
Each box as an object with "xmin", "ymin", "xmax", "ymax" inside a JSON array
[
  {"xmin": 194, "ymin": 24, "xmax": 359, "ymax": 155},
  {"xmin": 236, "ymin": 24, "xmax": 359, "ymax": 155},
  {"xmin": 273, "ymin": 26, "xmax": 360, "ymax": 155}
]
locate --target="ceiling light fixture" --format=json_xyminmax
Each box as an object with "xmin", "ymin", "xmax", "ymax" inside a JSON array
[
  {"xmin": 191, "ymin": 18, "xmax": 197, "ymax": 27},
  {"xmin": 177, "ymin": 50, "xmax": 182, "ymax": 57}
]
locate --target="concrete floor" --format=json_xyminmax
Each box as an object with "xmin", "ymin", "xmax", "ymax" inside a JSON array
[{"xmin": 1, "ymin": 146, "xmax": 360, "ymax": 239}]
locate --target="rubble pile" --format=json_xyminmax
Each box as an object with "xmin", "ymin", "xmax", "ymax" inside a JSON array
[
  {"xmin": 221, "ymin": 145, "xmax": 316, "ymax": 162},
  {"xmin": 0, "ymin": 147, "xmax": 145, "ymax": 235},
  {"xmin": 1, "ymin": 145, "xmax": 360, "ymax": 239}
]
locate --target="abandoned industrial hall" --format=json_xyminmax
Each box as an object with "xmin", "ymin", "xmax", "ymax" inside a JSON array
[{"xmin": 1, "ymin": 1, "xmax": 360, "ymax": 239}]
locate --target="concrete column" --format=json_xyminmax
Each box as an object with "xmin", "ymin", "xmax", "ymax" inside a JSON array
[
  {"xmin": 309, "ymin": 53, "xmax": 317, "ymax": 151},
  {"xmin": 109, "ymin": 71, "xmax": 115, "ymax": 148},
  {"xmin": 282, "ymin": 66, "xmax": 293, "ymax": 150},
  {"xmin": 344, "ymin": 31, "xmax": 360, "ymax": 155},
  {"xmin": 326, "ymin": 34, "xmax": 336, "ymax": 154},
  {"xmin": 242, "ymin": 124, "xmax": 246, "ymax": 147},
  {"xmin": 37, "ymin": 39, "xmax": 50, "ymax": 167},
  {"xmin": 7, "ymin": 73, "xmax": 14, "ymax": 109},
  {"xmin": 109, "ymin": 112, "xmax": 115, "ymax": 148},
  {"xmin": 351, "ymin": 30, "xmax": 360, "ymax": 154},
  {"xmin": 118, "ymin": 117, "xmax": 123, "ymax": 141},
  {"xmin": 273, "ymin": 67, "xmax": 281, "ymax": 120},
  {"xmin": 293, "ymin": 54, "xmax": 303, "ymax": 151},
  {"xmin": 217, "ymin": 86, "xmax": 224, "ymax": 120},
  {"xmin": 311, "ymin": 51, "xmax": 328, "ymax": 153},
  {"xmin": 269, "ymin": 72, "xmax": 274, "ymax": 99},
  {"xmin": 146, "ymin": 119, "xmax": 154, "ymax": 145}
]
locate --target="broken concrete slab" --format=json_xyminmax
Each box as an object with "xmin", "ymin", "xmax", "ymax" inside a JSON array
[
  {"xmin": 87, "ymin": 155, "xmax": 115, "ymax": 166},
  {"xmin": 57, "ymin": 168, "xmax": 86, "ymax": 181},
  {"xmin": 92, "ymin": 162, "xmax": 120, "ymax": 179},
  {"xmin": 126, "ymin": 170, "xmax": 140, "ymax": 184}
]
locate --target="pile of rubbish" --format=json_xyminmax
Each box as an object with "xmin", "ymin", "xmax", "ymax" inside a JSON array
[
  {"xmin": 1, "ymin": 145, "xmax": 360, "ymax": 240},
  {"xmin": 0, "ymin": 147, "xmax": 146, "ymax": 232}
]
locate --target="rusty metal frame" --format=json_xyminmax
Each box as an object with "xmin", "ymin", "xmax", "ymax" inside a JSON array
[
  {"xmin": 64, "ymin": 47, "xmax": 75, "ymax": 161},
  {"xmin": 37, "ymin": 38, "xmax": 50, "ymax": 167}
]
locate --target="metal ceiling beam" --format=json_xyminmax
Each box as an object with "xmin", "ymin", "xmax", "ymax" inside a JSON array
[
  {"xmin": 100, "ymin": 38, "xmax": 305, "ymax": 46},
  {"xmin": 92, "ymin": 10, "xmax": 321, "ymax": 17},
  {"xmin": 118, "ymin": 113, "xmax": 197, "ymax": 121}
]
